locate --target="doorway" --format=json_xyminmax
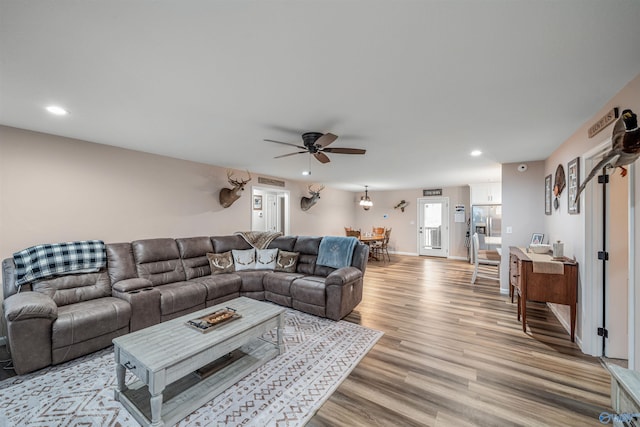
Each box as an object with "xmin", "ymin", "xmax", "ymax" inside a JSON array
[
  {"xmin": 251, "ymin": 186, "xmax": 290, "ymax": 235},
  {"xmin": 583, "ymin": 141, "xmax": 631, "ymax": 361},
  {"xmin": 417, "ymin": 197, "xmax": 449, "ymax": 257}
]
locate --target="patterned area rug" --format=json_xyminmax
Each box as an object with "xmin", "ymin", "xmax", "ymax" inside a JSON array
[{"xmin": 0, "ymin": 310, "xmax": 382, "ymax": 427}]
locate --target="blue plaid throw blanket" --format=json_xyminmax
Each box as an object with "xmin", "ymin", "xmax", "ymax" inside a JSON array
[
  {"xmin": 13, "ymin": 240, "xmax": 107, "ymax": 289},
  {"xmin": 316, "ymin": 236, "xmax": 358, "ymax": 269}
]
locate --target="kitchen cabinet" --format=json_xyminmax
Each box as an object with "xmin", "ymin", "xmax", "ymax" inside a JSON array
[{"xmin": 470, "ymin": 182, "xmax": 501, "ymax": 205}]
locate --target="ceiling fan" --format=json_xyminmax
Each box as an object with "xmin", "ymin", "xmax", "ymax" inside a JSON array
[{"xmin": 264, "ymin": 132, "xmax": 366, "ymax": 164}]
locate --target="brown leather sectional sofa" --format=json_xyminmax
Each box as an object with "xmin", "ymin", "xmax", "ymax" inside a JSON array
[{"xmin": 1, "ymin": 235, "xmax": 368, "ymax": 375}]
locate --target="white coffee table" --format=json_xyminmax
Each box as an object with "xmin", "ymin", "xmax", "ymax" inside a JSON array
[{"xmin": 113, "ymin": 297, "xmax": 285, "ymax": 427}]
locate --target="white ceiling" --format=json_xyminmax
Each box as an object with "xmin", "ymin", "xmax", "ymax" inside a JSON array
[{"xmin": 2, "ymin": 1, "xmax": 640, "ymax": 191}]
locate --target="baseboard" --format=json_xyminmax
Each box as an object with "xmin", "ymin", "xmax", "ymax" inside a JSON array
[
  {"xmin": 547, "ymin": 302, "xmax": 575, "ymax": 342},
  {"xmin": 389, "ymin": 251, "xmax": 418, "ymax": 256},
  {"xmin": 448, "ymin": 255, "xmax": 468, "ymax": 261}
]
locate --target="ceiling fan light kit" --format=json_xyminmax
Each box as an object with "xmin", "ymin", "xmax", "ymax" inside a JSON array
[{"xmin": 360, "ymin": 185, "xmax": 373, "ymax": 210}]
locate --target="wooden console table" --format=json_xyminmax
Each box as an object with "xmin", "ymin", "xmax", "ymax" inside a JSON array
[{"xmin": 509, "ymin": 247, "xmax": 578, "ymax": 342}]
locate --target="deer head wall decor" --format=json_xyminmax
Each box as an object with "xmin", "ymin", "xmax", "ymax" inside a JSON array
[
  {"xmin": 219, "ymin": 170, "xmax": 252, "ymax": 208},
  {"xmin": 300, "ymin": 184, "xmax": 324, "ymax": 211}
]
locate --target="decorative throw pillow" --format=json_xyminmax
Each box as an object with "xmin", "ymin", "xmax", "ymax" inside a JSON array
[
  {"xmin": 206, "ymin": 251, "xmax": 234, "ymax": 274},
  {"xmin": 275, "ymin": 251, "xmax": 299, "ymax": 273},
  {"xmin": 255, "ymin": 248, "xmax": 278, "ymax": 270},
  {"xmin": 232, "ymin": 249, "xmax": 256, "ymax": 271}
]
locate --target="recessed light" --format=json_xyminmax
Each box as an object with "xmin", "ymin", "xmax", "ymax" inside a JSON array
[
  {"xmin": 302, "ymin": 171, "xmax": 311, "ymax": 176},
  {"xmin": 470, "ymin": 150, "xmax": 482, "ymax": 157},
  {"xmin": 46, "ymin": 105, "xmax": 69, "ymax": 116}
]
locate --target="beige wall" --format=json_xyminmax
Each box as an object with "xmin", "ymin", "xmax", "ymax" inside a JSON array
[
  {"xmin": 352, "ymin": 186, "xmax": 471, "ymax": 259},
  {"xmin": 0, "ymin": 126, "xmax": 355, "ymax": 296},
  {"xmin": 500, "ymin": 160, "xmax": 547, "ymax": 292}
]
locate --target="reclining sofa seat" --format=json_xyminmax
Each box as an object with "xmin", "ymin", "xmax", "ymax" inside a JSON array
[
  {"xmin": 1, "ymin": 260, "xmax": 131, "ymax": 375},
  {"xmin": 1, "ymin": 234, "xmax": 368, "ymax": 375}
]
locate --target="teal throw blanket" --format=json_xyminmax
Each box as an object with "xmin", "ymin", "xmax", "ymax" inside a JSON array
[{"xmin": 317, "ymin": 236, "xmax": 358, "ymax": 269}]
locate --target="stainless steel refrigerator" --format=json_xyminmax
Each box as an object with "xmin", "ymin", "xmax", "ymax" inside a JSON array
[{"xmin": 471, "ymin": 205, "xmax": 502, "ymax": 250}]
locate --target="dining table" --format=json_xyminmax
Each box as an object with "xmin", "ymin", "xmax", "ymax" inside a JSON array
[{"xmin": 359, "ymin": 234, "xmax": 385, "ymax": 261}]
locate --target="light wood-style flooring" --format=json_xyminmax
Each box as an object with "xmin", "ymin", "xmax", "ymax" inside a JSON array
[
  {"xmin": 309, "ymin": 255, "xmax": 613, "ymax": 427},
  {"xmin": 0, "ymin": 256, "xmax": 613, "ymax": 426}
]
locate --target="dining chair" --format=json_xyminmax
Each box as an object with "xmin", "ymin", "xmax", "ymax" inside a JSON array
[
  {"xmin": 477, "ymin": 232, "xmax": 488, "ymax": 250},
  {"xmin": 471, "ymin": 232, "xmax": 500, "ymax": 284},
  {"xmin": 372, "ymin": 228, "xmax": 391, "ymax": 262},
  {"xmin": 346, "ymin": 229, "xmax": 361, "ymax": 238},
  {"xmin": 372, "ymin": 227, "xmax": 385, "ymax": 236}
]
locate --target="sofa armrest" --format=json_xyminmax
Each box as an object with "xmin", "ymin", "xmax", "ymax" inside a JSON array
[
  {"xmin": 325, "ymin": 267, "xmax": 364, "ymax": 321},
  {"xmin": 112, "ymin": 278, "xmax": 153, "ymax": 293},
  {"xmin": 325, "ymin": 267, "xmax": 362, "ymax": 287},
  {"xmin": 3, "ymin": 291, "xmax": 57, "ymax": 321},
  {"xmin": 2, "ymin": 292, "xmax": 57, "ymax": 374},
  {"xmin": 112, "ymin": 286, "xmax": 161, "ymax": 332}
]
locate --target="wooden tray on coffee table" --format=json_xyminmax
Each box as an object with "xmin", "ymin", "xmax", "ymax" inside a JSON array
[{"xmin": 185, "ymin": 308, "xmax": 241, "ymax": 333}]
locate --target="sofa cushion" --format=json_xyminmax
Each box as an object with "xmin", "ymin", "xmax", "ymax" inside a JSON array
[
  {"xmin": 211, "ymin": 235, "xmax": 252, "ymax": 253},
  {"xmin": 106, "ymin": 243, "xmax": 137, "ymax": 284},
  {"xmin": 235, "ymin": 270, "xmax": 270, "ymax": 292},
  {"xmin": 155, "ymin": 281, "xmax": 207, "ymax": 316},
  {"xmin": 191, "ymin": 274, "xmax": 242, "ymax": 301},
  {"xmin": 232, "ymin": 249, "xmax": 256, "ymax": 271},
  {"xmin": 267, "ymin": 236, "xmax": 297, "ymax": 252},
  {"xmin": 32, "ymin": 271, "xmax": 111, "ymax": 306},
  {"xmin": 52, "ymin": 297, "xmax": 131, "ymax": 349},
  {"xmin": 177, "ymin": 237, "xmax": 213, "ymax": 279},
  {"xmin": 207, "ymin": 251, "xmax": 235, "ymax": 274},
  {"xmin": 255, "ymin": 249, "xmax": 278, "ymax": 270},
  {"xmin": 291, "ymin": 276, "xmax": 326, "ymax": 306},
  {"xmin": 293, "ymin": 237, "xmax": 321, "ymax": 275},
  {"xmin": 275, "ymin": 251, "xmax": 299, "ymax": 273},
  {"xmin": 132, "ymin": 238, "xmax": 186, "ymax": 285},
  {"xmin": 264, "ymin": 271, "xmax": 304, "ymax": 296},
  {"xmin": 314, "ymin": 264, "xmax": 337, "ymax": 277}
]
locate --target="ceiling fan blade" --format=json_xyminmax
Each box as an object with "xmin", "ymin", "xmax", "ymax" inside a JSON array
[
  {"xmin": 322, "ymin": 147, "xmax": 366, "ymax": 155},
  {"xmin": 274, "ymin": 151, "xmax": 307, "ymax": 159},
  {"xmin": 314, "ymin": 152, "xmax": 331, "ymax": 163},
  {"xmin": 264, "ymin": 139, "xmax": 306, "ymax": 150},
  {"xmin": 315, "ymin": 133, "xmax": 338, "ymax": 148}
]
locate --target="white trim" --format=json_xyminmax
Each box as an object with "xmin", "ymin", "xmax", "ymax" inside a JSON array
[
  {"xmin": 628, "ymin": 163, "xmax": 636, "ymax": 369},
  {"xmin": 448, "ymin": 255, "xmax": 468, "ymax": 261},
  {"xmin": 548, "ymin": 303, "xmax": 575, "ymax": 344},
  {"xmin": 389, "ymin": 251, "xmax": 419, "ymax": 256}
]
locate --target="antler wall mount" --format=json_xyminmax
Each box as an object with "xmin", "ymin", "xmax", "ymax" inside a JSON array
[
  {"xmin": 300, "ymin": 184, "xmax": 324, "ymax": 211},
  {"xmin": 219, "ymin": 170, "xmax": 252, "ymax": 208}
]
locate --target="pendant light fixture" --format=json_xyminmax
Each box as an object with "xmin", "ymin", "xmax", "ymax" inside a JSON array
[{"xmin": 360, "ymin": 185, "xmax": 373, "ymax": 210}]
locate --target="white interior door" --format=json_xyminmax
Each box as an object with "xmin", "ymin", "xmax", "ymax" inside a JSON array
[
  {"xmin": 265, "ymin": 194, "xmax": 278, "ymax": 232},
  {"xmin": 418, "ymin": 197, "xmax": 449, "ymax": 257}
]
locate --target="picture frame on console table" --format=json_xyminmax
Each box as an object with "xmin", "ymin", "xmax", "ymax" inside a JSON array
[
  {"xmin": 544, "ymin": 174, "xmax": 552, "ymax": 215},
  {"xmin": 531, "ymin": 233, "xmax": 544, "ymax": 245},
  {"xmin": 567, "ymin": 157, "xmax": 580, "ymax": 215}
]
